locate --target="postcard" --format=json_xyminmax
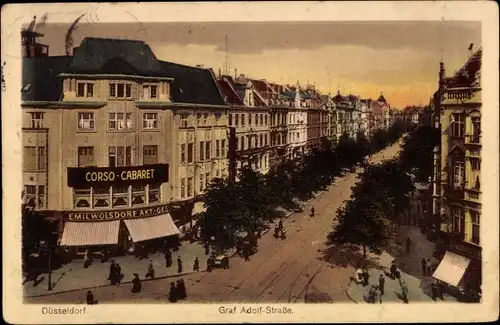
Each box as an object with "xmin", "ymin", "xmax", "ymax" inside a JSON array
[{"xmin": 2, "ymin": 1, "xmax": 499, "ymax": 324}]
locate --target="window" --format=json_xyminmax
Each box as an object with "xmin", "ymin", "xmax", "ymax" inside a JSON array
[
  {"xmin": 143, "ymin": 113, "xmax": 158, "ymax": 129},
  {"xmin": 142, "ymin": 85, "xmax": 158, "ymax": 99},
  {"xmin": 38, "ymin": 185, "xmax": 45, "ymax": 208},
  {"xmin": 78, "ymin": 113, "xmax": 95, "ymax": 130},
  {"xmin": 260, "ymin": 114, "xmax": 264, "ymax": 126},
  {"xmin": 265, "ymin": 114, "xmax": 268, "ymax": 126},
  {"xmin": 24, "ymin": 185, "xmax": 37, "ymax": 207},
  {"xmin": 143, "ymin": 145, "xmax": 157, "ymax": 165},
  {"xmin": 241, "ymin": 114, "xmax": 245, "ymax": 126},
  {"xmin": 30, "ymin": 112, "xmax": 44, "ymax": 128},
  {"xmin": 126, "ymin": 84, "xmax": 132, "ymax": 98},
  {"xmin": 187, "ymin": 177, "xmax": 193, "ymax": 197},
  {"xmin": 196, "ymin": 114, "xmax": 202, "ymax": 126},
  {"xmin": 199, "ymin": 173, "xmax": 205, "ymax": 193},
  {"xmin": 149, "ymin": 183, "xmax": 160, "ymax": 203},
  {"xmin": 112, "ymin": 186, "xmax": 129, "ymax": 207},
  {"xmin": 471, "ymin": 117, "xmax": 481, "ymax": 143},
  {"xmin": 206, "ymin": 172, "xmax": 211, "ymax": 186},
  {"xmin": 221, "ymin": 139, "xmax": 226, "ymax": 158},
  {"xmin": 471, "ymin": 158, "xmax": 481, "ymax": 171},
  {"xmin": 452, "ymin": 161, "xmax": 465, "ymax": 187},
  {"xmin": 74, "ymin": 187, "xmax": 91, "ymax": 208},
  {"xmin": 199, "ymin": 142, "xmax": 205, "ymax": 161},
  {"xmin": 23, "ymin": 146, "xmax": 36, "ymax": 170},
  {"xmin": 180, "ymin": 178, "xmax": 186, "ymax": 198},
  {"xmin": 246, "ymin": 135, "xmax": 250, "ymax": 149},
  {"xmin": 451, "ymin": 113, "xmax": 465, "ymax": 137},
  {"xmin": 109, "ymin": 146, "xmax": 131, "ymax": 167},
  {"xmin": 452, "ymin": 206, "xmax": 465, "ymax": 235},
  {"xmin": 180, "ymin": 144, "xmax": 186, "ymax": 164},
  {"xmin": 117, "ymin": 84, "xmax": 124, "ymax": 98},
  {"xmin": 471, "ymin": 211, "xmax": 480, "ymax": 245},
  {"xmin": 229, "ymin": 114, "xmax": 233, "ymax": 126},
  {"xmin": 264, "ymin": 134, "xmax": 268, "ymax": 146},
  {"xmin": 109, "ymin": 84, "xmax": 116, "ymax": 97},
  {"xmin": 216, "ymin": 140, "xmax": 221, "ymax": 158},
  {"xmin": 93, "ymin": 186, "xmax": 110, "ymax": 208},
  {"xmin": 78, "ymin": 147, "xmax": 94, "ymax": 167},
  {"xmin": 203, "ymin": 113, "xmax": 208, "ymax": 125},
  {"xmin": 37, "ymin": 147, "xmax": 46, "ymax": 170},
  {"xmin": 205, "ymin": 141, "xmax": 211, "ymax": 160},
  {"xmin": 240, "ymin": 137, "xmax": 244, "ymax": 150},
  {"xmin": 187, "ymin": 143, "xmax": 194, "ymax": 163},
  {"xmin": 109, "ymin": 113, "xmax": 133, "ymax": 130},
  {"xmin": 180, "ymin": 113, "xmax": 189, "ymax": 128},
  {"xmin": 235, "ymin": 114, "xmax": 239, "ymax": 126},
  {"xmin": 77, "ymin": 82, "xmax": 94, "ymax": 97}
]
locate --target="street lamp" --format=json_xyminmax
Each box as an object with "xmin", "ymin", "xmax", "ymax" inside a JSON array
[{"xmin": 40, "ymin": 240, "xmax": 52, "ymax": 291}]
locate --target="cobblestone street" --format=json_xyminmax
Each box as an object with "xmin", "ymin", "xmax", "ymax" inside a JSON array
[{"xmin": 26, "ymin": 142, "xmax": 405, "ymax": 304}]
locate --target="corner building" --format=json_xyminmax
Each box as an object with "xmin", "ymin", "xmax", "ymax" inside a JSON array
[{"xmin": 21, "ymin": 35, "xmax": 228, "ymax": 257}]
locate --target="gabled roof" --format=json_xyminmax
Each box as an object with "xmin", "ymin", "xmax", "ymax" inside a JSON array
[
  {"xmin": 68, "ymin": 38, "xmax": 165, "ymax": 77},
  {"xmin": 217, "ymin": 77, "xmax": 244, "ymax": 105},
  {"xmin": 22, "ymin": 56, "xmax": 73, "ymax": 101},
  {"xmin": 446, "ymin": 48, "xmax": 482, "ymax": 89},
  {"xmin": 159, "ymin": 61, "xmax": 226, "ymax": 105}
]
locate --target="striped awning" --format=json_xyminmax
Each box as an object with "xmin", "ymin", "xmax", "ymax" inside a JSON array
[
  {"xmin": 432, "ymin": 251, "xmax": 471, "ymax": 287},
  {"xmin": 60, "ymin": 221, "xmax": 120, "ymax": 246},
  {"xmin": 124, "ymin": 214, "xmax": 180, "ymax": 243}
]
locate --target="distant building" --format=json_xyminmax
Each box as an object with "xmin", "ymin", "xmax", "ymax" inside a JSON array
[{"xmin": 370, "ymin": 93, "xmax": 392, "ymax": 130}]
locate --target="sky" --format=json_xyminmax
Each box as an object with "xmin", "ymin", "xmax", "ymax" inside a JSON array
[{"xmin": 31, "ymin": 20, "xmax": 481, "ymax": 108}]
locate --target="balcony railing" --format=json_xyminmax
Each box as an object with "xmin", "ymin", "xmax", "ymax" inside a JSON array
[
  {"xmin": 465, "ymin": 134, "xmax": 481, "ymax": 145},
  {"xmin": 465, "ymin": 189, "xmax": 481, "ymax": 202}
]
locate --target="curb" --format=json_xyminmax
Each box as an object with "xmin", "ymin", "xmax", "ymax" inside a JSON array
[
  {"xmin": 345, "ymin": 279, "xmax": 359, "ymax": 304},
  {"xmin": 25, "ymin": 270, "xmax": 200, "ymax": 299}
]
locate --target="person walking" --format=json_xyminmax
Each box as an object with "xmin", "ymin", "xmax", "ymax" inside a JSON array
[
  {"xmin": 207, "ymin": 256, "xmax": 213, "ymax": 272},
  {"xmin": 193, "ymin": 257, "xmax": 200, "ymax": 272},
  {"xmin": 115, "ymin": 263, "xmax": 122, "ymax": 287},
  {"xmin": 431, "ymin": 280, "xmax": 438, "ymax": 300},
  {"xmin": 421, "ymin": 258, "xmax": 427, "ymax": 276},
  {"xmin": 401, "ymin": 280, "xmax": 409, "ymax": 303},
  {"xmin": 83, "ymin": 249, "xmax": 91, "ymax": 268},
  {"xmin": 165, "ymin": 249, "xmax": 172, "ymax": 268},
  {"xmin": 406, "ymin": 236, "xmax": 411, "ymax": 254},
  {"xmin": 145, "ymin": 260, "xmax": 155, "ymax": 279},
  {"xmin": 131, "ymin": 273, "xmax": 141, "ymax": 293},
  {"xmin": 204, "ymin": 242, "xmax": 210, "ymax": 255},
  {"xmin": 280, "ymin": 226, "xmax": 286, "ymax": 240},
  {"xmin": 176, "ymin": 279, "xmax": 187, "ymax": 299},
  {"xmin": 278, "ymin": 219, "xmax": 283, "ymax": 231},
  {"xmin": 362, "ymin": 268, "xmax": 370, "ymax": 286},
  {"xmin": 168, "ymin": 282, "xmax": 177, "ymax": 303},
  {"xmin": 378, "ymin": 274, "xmax": 385, "ymax": 295},
  {"xmin": 86, "ymin": 290, "xmax": 98, "ymax": 305},
  {"xmin": 390, "ymin": 261, "xmax": 397, "ymax": 279},
  {"xmin": 177, "ymin": 256, "xmax": 183, "ymax": 274},
  {"xmin": 426, "ymin": 258, "xmax": 433, "ymax": 276},
  {"xmin": 310, "ymin": 206, "xmax": 315, "ymax": 217},
  {"xmin": 274, "ymin": 225, "xmax": 280, "ymax": 239},
  {"xmin": 108, "ymin": 260, "xmax": 116, "ymax": 282}
]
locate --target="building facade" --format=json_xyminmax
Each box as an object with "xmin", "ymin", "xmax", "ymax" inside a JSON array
[
  {"xmin": 22, "ymin": 35, "xmax": 227, "ymax": 256},
  {"xmin": 432, "ymin": 48, "xmax": 482, "ymax": 296}
]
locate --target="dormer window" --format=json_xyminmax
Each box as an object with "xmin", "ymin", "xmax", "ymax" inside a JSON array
[
  {"xmin": 77, "ymin": 82, "xmax": 94, "ymax": 98},
  {"xmin": 109, "ymin": 82, "xmax": 132, "ymax": 99}
]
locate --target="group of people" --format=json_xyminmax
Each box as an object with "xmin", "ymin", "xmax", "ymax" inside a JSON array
[
  {"xmin": 367, "ymin": 274, "xmax": 386, "ymax": 304},
  {"xmin": 164, "ymin": 249, "xmax": 184, "ymax": 274},
  {"xmin": 108, "ymin": 260, "xmax": 123, "ymax": 285},
  {"xmin": 168, "ymin": 279, "xmax": 187, "ymax": 302}
]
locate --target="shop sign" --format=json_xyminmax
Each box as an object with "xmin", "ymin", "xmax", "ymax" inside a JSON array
[
  {"xmin": 451, "ymin": 242, "xmax": 482, "ymax": 260},
  {"xmin": 67, "ymin": 164, "xmax": 169, "ymax": 187},
  {"xmin": 65, "ymin": 204, "xmax": 170, "ymax": 222}
]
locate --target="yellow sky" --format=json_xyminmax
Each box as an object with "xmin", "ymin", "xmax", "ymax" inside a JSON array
[{"xmin": 33, "ymin": 21, "xmax": 481, "ymax": 108}]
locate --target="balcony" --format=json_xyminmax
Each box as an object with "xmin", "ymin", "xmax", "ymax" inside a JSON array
[
  {"xmin": 465, "ymin": 134, "xmax": 481, "ymax": 146},
  {"xmin": 464, "ymin": 189, "xmax": 481, "ymax": 203}
]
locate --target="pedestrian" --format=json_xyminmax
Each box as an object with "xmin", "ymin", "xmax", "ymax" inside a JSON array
[
  {"xmin": 401, "ymin": 280, "xmax": 409, "ymax": 303},
  {"xmin": 390, "ymin": 261, "xmax": 397, "ymax": 279},
  {"xmin": 280, "ymin": 227, "xmax": 286, "ymax": 240},
  {"xmin": 243, "ymin": 246, "xmax": 250, "ymax": 261},
  {"xmin": 168, "ymin": 282, "xmax": 177, "ymax": 302},
  {"xmin": 207, "ymin": 257, "xmax": 213, "ymax": 272},
  {"xmin": 177, "ymin": 256, "xmax": 183, "ymax": 273},
  {"xmin": 193, "ymin": 257, "xmax": 200, "ymax": 272},
  {"xmin": 278, "ymin": 219, "xmax": 283, "ymax": 230},
  {"xmin": 406, "ymin": 236, "xmax": 411, "ymax": 254},
  {"xmin": 362, "ymin": 268, "xmax": 370, "ymax": 286},
  {"xmin": 437, "ymin": 281, "xmax": 445, "ymax": 300},
  {"xmin": 274, "ymin": 225, "xmax": 280, "ymax": 239},
  {"xmin": 177, "ymin": 279, "xmax": 187, "ymax": 299},
  {"xmin": 204, "ymin": 242, "xmax": 210, "ymax": 255},
  {"xmin": 421, "ymin": 258, "xmax": 427, "ymax": 276},
  {"xmin": 131, "ymin": 273, "xmax": 141, "ymax": 293},
  {"xmin": 83, "ymin": 249, "xmax": 91, "ymax": 268},
  {"xmin": 378, "ymin": 274, "xmax": 385, "ymax": 295},
  {"xmin": 431, "ymin": 280, "xmax": 438, "ymax": 300},
  {"xmin": 426, "ymin": 258, "xmax": 433, "ymax": 276},
  {"xmin": 310, "ymin": 206, "xmax": 315, "ymax": 217},
  {"xmin": 165, "ymin": 249, "xmax": 172, "ymax": 268},
  {"xmin": 368, "ymin": 284, "xmax": 378, "ymax": 303},
  {"xmin": 86, "ymin": 290, "xmax": 98, "ymax": 305},
  {"xmin": 145, "ymin": 260, "xmax": 155, "ymax": 279},
  {"xmin": 115, "ymin": 263, "xmax": 122, "ymax": 286}
]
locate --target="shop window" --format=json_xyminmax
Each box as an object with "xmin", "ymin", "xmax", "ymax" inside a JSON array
[
  {"xmin": 109, "ymin": 113, "xmax": 133, "ymax": 130},
  {"xmin": 143, "ymin": 145, "xmax": 158, "ymax": 165},
  {"xmin": 471, "ymin": 211, "xmax": 480, "ymax": 245},
  {"xmin": 132, "ymin": 184, "xmax": 146, "ymax": 206},
  {"xmin": 78, "ymin": 147, "xmax": 94, "ymax": 167},
  {"xmin": 143, "ymin": 113, "xmax": 158, "ymax": 129},
  {"xmin": 113, "ymin": 186, "xmax": 128, "ymax": 207},
  {"xmin": 74, "ymin": 187, "xmax": 91, "ymax": 208},
  {"xmin": 149, "ymin": 183, "xmax": 160, "ymax": 203},
  {"xmin": 30, "ymin": 112, "xmax": 44, "ymax": 128},
  {"xmin": 93, "ymin": 186, "xmax": 110, "ymax": 208}
]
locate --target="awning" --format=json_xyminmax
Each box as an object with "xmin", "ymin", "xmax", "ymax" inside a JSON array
[
  {"xmin": 191, "ymin": 201, "xmax": 206, "ymax": 217},
  {"xmin": 60, "ymin": 221, "xmax": 120, "ymax": 246},
  {"xmin": 124, "ymin": 214, "xmax": 180, "ymax": 243},
  {"xmin": 432, "ymin": 251, "xmax": 471, "ymax": 287}
]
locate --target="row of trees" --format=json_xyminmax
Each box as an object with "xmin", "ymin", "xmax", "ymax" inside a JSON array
[
  {"xmin": 328, "ymin": 123, "xmax": 440, "ymax": 258},
  {"xmin": 200, "ymin": 120, "xmax": 408, "ymax": 249}
]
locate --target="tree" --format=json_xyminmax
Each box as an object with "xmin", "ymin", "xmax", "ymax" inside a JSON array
[{"xmin": 355, "ymin": 131, "xmax": 371, "ymax": 161}]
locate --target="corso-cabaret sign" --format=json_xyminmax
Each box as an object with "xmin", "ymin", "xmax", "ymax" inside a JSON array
[
  {"xmin": 65, "ymin": 204, "xmax": 170, "ymax": 222},
  {"xmin": 67, "ymin": 164, "xmax": 169, "ymax": 187}
]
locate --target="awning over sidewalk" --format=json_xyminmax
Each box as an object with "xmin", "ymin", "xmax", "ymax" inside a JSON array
[
  {"xmin": 432, "ymin": 251, "xmax": 471, "ymax": 287},
  {"xmin": 124, "ymin": 214, "xmax": 180, "ymax": 243},
  {"xmin": 60, "ymin": 221, "xmax": 120, "ymax": 246}
]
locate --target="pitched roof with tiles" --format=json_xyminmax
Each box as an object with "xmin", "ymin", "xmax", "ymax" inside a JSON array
[
  {"xmin": 217, "ymin": 78, "xmax": 244, "ymax": 105},
  {"xmin": 446, "ymin": 48, "xmax": 482, "ymax": 89},
  {"xmin": 68, "ymin": 38, "xmax": 165, "ymax": 77},
  {"xmin": 22, "ymin": 56, "xmax": 73, "ymax": 101}
]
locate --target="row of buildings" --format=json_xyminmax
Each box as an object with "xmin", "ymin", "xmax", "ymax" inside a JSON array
[
  {"xmin": 430, "ymin": 46, "xmax": 482, "ymax": 298},
  {"xmin": 21, "ymin": 30, "xmax": 396, "ymax": 257}
]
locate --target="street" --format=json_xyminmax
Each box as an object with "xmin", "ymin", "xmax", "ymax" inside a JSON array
[{"xmin": 26, "ymin": 141, "xmax": 402, "ymax": 304}]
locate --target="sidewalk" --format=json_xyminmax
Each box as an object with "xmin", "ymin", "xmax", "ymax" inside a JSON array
[
  {"xmin": 24, "ymin": 240, "xmax": 208, "ymax": 298},
  {"xmin": 346, "ymin": 226, "xmax": 459, "ymax": 303}
]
